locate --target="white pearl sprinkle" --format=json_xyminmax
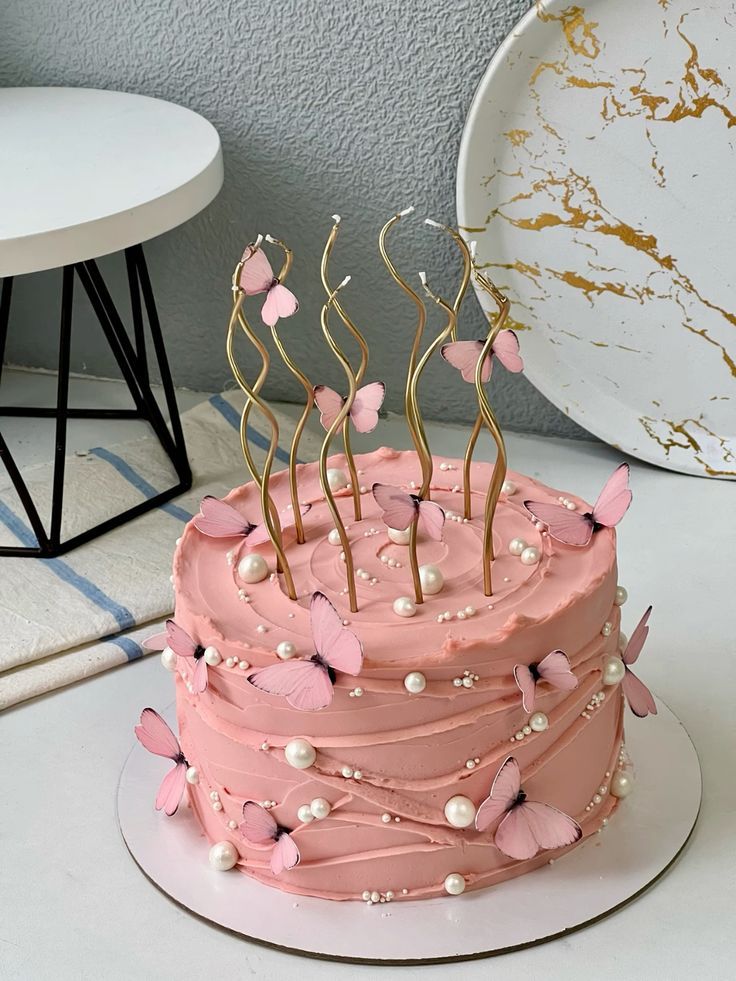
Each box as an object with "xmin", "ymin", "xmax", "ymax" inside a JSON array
[
  {"xmin": 403, "ymin": 671, "xmax": 427, "ymax": 694},
  {"xmin": 381, "ymin": 813, "xmax": 391, "ymax": 823},
  {"xmin": 508, "ymin": 537, "xmax": 527, "ymax": 556},
  {"xmin": 520, "ymin": 546, "xmax": 541, "ymax": 566},
  {"xmin": 341, "ymin": 765, "xmax": 354, "ymax": 778},
  {"xmin": 208, "ymin": 841, "xmax": 238, "ymax": 871},
  {"xmin": 444, "ymin": 873, "xmax": 466, "ymax": 895},
  {"xmin": 393, "ymin": 596, "xmax": 417, "ymax": 618}
]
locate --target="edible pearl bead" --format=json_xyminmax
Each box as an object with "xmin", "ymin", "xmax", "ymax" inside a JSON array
[
  {"xmin": 502, "ymin": 480, "xmax": 516, "ymax": 496},
  {"xmin": 602, "ymin": 655, "xmax": 626, "ymax": 686},
  {"xmin": 508, "ymin": 537, "xmax": 527, "ymax": 556},
  {"xmin": 444, "ymin": 795, "xmax": 476, "ymax": 828},
  {"xmin": 403, "ymin": 671, "xmax": 427, "ymax": 694},
  {"xmin": 326, "ymin": 468, "xmax": 348, "ymax": 492},
  {"xmin": 618, "ymin": 632, "xmax": 628, "ymax": 652},
  {"xmin": 529, "ymin": 712, "xmax": 549, "ymax": 732},
  {"xmin": 601, "ymin": 621, "xmax": 613, "ymax": 637},
  {"xmin": 284, "ymin": 738, "xmax": 316, "ymax": 770},
  {"xmin": 310, "ymin": 797, "xmax": 331, "ymax": 820},
  {"xmin": 419, "ymin": 563, "xmax": 444, "ymax": 595},
  {"xmin": 208, "ymin": 841, "xmax": 238, "ymax": 871},
  {"xmin": 185, "ymin": 766, "xmax": 199, "ymax": 784},
  {"xmin": 444, "ymin": 873, "xmax": 466, "ymax": 895},
  {"xmin": 297, "ymin": 804, "xmax": 315, "ymax": 823},
  {"xmin": 393, "ymin": 596, "xmax": 417, "ymax": 618},
  {"xmin": 615, "ymin": 585, "xmax": 628, "ymax": 606},
  {"xmin": 341, "ymin": 765, "xmax": 354, "ymax": 778},
  {"xmin": 388, "ymin": 526, "xmax": 411, "ymax": 545},
  {"xmin": 238, "ymin": 553, "xmax": 268, "ymax": 584},
  {"xmin": 610, "ymin": 770, "xmax": 633, "ymax": 798},
  {"xmin": 203, "ymin": 645, "xmax": 222, "ymax": 666},
  {"xmin": 276, "ymin": 641, "xmax": 296, "ymax": 660},
  {"xmin": 160, "ymin": 647, "xmax": 177, "ymax": 672},
  {"xmin": 327, "ymin": 528, "xmax": 342, "ymax": 546},
  {"xmin": 520, "ymin": 546, "xmax": 541, "ymax": 566}
]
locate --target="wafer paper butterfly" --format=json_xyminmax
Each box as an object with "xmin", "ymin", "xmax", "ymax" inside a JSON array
[
  {"xmin": 621, "ymin": 606, "xmax": 657, "ymax": 718},
  {"xmin": 441, "ymin": 332, "xmax": 523, "ymax": 383},
  {"xmin": 313, "ymin": 381, "xmax": 385, "ymax": 434},
  {"xmin": 239, "ymin": 244, "xmax": 299, "ymax": 327},
  {"xmin": 193, "ymin": 495, "xmax": 311, "ymax": 545},
  {"xmin": 134, "ymin": 708, "xmax": 189, "ymax": 816},
  {"xmin": 372, "ymin": 483, "xmax": 445, "ymax": 541},
  {"xmin": 475, "ymin": 756, "xmax": 582, "ymax": 860},
  {"xmin": 145, "ymin": 620, "xmax": 209, "ymax": 694},
  {"xmin": 247, "ymin": 591, "xmax": 363, "ymax": 711},
  {"xmin": 524, "ymin": 463, "xmax": 632, "ymax": 547},
  {"xmin": 513, "ymin": 650, "xmax": 578, "ymax": 714},
  {"xmin": 240, "ymin": 801, "xmax": 300, "ymax": 875}
]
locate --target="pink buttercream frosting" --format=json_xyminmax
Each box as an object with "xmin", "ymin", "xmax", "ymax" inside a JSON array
[{"xmin": 170, "ymin": 449, "xmax": 625, "ymax": 900}]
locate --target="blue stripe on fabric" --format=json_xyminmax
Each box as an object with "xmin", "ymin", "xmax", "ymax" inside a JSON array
[
  {"xmin": 0, "ymin": 500, "xmax": 135, "ymax": 631},
  {"xmin": 89, "ymin": 447, "xmax": 192, "ymax": 522},
  {"xmin": 106, "ymin": 635, "xmax": 144, "ymax": 661},
  {"xmin": 208, "ymin": 394, "xmax": 293, "ymax": 465}
]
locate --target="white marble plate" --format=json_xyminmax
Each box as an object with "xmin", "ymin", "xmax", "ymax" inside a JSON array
[
  {"xmin": 117, "ymin": 698, "xmax": 700, "ymax": 964},
  {"xmin": 457, "ymin": 0, "xmax": 736, "ymax": 479}
]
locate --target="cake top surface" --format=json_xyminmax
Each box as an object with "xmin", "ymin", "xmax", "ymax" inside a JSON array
[{"xmin": 174, "ymin": 447, "xmax": 617, "ymax": 674}]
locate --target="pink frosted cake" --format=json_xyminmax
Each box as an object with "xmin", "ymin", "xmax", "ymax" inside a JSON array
[
  {"xmin": 134, "ymin": 225, "xmax": 656, "ymax": 905},
  {"xmin": 137, "ymin": 448, "xmax": 652, "ymax": 902}
]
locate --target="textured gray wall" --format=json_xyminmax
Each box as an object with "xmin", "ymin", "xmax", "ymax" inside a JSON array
[{"xmin": 0, "ymin": 0, "xmax": 588, "ymax": 439}]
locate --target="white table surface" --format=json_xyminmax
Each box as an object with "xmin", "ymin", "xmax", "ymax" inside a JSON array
[
  {"xmin": 1, "ymin": 391, "xmax": 733, "ymax": 980},
  {"xmin": 0, "ymin": 87, "xmax": 223, "ymax": 276}
]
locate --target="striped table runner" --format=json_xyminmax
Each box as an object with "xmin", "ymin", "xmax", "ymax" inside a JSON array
[{"xmin": 0, "ymin": 392, "xmax": 321, "ymax": 711}]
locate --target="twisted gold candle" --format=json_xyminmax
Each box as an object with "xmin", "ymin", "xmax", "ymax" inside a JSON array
[
  {"xmin": 424, "ymin": 219, "xmax": 472, "ymax": 340},
  {"xmin": 471, "ymin": 268, "xmax": 510, "ymax": 596},
  {"xmin": 378, "ymin": 206, "xmax": 431, "ymax": 494},
  {"xmin": 263, "ymin": 234, "xmax": 312, "ymax": 544},
  {"xmin": 318, "ymin": 276, "xmax": 359, "ymax": 613},
  {"xmin": 227, "ymin": 247, "xmax": 297, "ymax": 599},
  {"xmin": 320, "ymin": 216, "xmax": 368, "ymax": 521}
]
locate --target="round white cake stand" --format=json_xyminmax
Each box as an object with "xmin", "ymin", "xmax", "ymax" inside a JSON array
[{"xmin": 117, "ymin": 698, "xmax": 700, "ymax": 964}]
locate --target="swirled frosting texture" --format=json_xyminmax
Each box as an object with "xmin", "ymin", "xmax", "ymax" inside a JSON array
[{"xmin": 172, "ymin": 450, "xmax": 625, "ymax": 900}]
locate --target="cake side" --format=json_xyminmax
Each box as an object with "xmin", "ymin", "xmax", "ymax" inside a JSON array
[{"xmin": 169, "ymin": 449, "xmax": 627, "ymax": 900}]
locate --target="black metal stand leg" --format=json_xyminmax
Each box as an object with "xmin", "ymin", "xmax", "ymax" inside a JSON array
[
  {"xmin": 0, "ymin": 246, "xmax": 192, "ymax": 558},
  {"xmin": 48, "ymin": 266, "xmax": 74, "ymax": 546}
]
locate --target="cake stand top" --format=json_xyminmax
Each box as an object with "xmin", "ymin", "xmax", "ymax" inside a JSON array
[{"xmin": 0, "ymin": 87, "xmax": 223, "ymax": 276}]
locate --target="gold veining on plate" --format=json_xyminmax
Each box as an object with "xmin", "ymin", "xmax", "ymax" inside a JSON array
[{"xmin": 465, "ymin": 0, "xmax": 735, "ymax": 478}]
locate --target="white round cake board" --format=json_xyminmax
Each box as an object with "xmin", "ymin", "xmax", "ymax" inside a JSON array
[{"xmin": 117, "ymin": 697, "xmax": 700, "ymax": 964}]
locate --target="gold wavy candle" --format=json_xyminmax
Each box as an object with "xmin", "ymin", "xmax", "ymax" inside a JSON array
[
  {"xmin": 461, "ymin": 246, "xmax": 510, "ymax": 523},
  {"xmin": 318, "ymin": 276, "xmax": 359, "ymax": 613},
  {"xmin": 226, "ymin": 246, "xmax": 297, "ymax": 599},
  {"xmin": 424, "ymin": 219, "xmax": 472, "ymax": 340},
  {"xmin": 320, "ymin": 215, "xmax": 368, "ymax": 521},
  {"xmin": 263, "ymin": 234, "xmax": 312, "ymax": 544},
  {"xmin": 378, "ymin": 207, "xmax": 430, "ymax": 492},
  {"xmin": 470, "ymin": 268, "xmax": 510, "ymax": 597},
  {"xmin": 400, "ymin": 271, "xmax": 458, "ymax": 605}
]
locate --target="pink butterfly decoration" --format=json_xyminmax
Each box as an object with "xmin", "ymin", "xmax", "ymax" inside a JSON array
[
  {"xmin": 441, "ymin": 332, "xmax": 524, "ymax": 383},
  {"xmin": 134, "ymin": 708, "xmax": 189, "ymax": 816},
  {"xmin": 475, "ymin": 756, "xmax": 582, "ymax": 860},
  {"xmin": 247, "ymin": 591, "xmax": 363, "ymax": 711},
  {"xmin": 146, "ymin": 619, "xmax": 209, "ymax": 694},
  {"xmin": 371, "ymin": 483, "xmax": 445, "ymax": 541},
  {"xmin": 239, "ymin": 245, "xmax": 299, "ymax": 327},
  {"xmin": 524, "ymin": 463, "xmax": 632, "ymax": 547},
  {"xmin": 240, "ymin": 801, "xmax": 300, "ymax": 876},
  {"xmin": 313, "ymin": 381, "xmax": 385, "ymax": 434},
  {"xmin": 193, "ymin": 495, "xmax": 310, "ymax": 546},
  {"xmin": 621, "ymin": 606, "xmax": 657, "ymax": 718},
  {"xmin": 513, "ymin": 650, "xmax": 578, "ymax": 714}
]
